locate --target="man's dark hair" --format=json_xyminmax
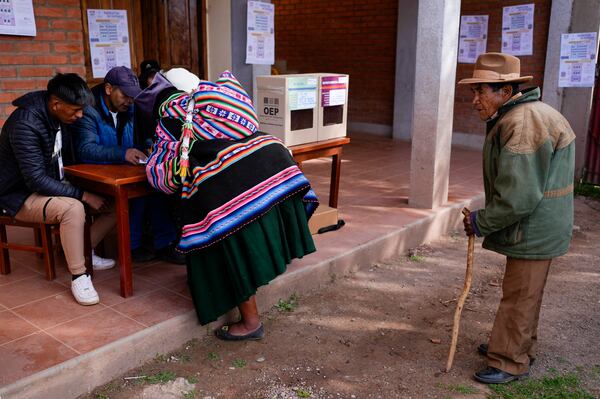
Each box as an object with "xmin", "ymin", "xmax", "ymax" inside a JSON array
[
  {"xmin": 47, "ymin": 73, "xmax": 93, "ymax": 106},
  {"xmin": 487, "ymin": 82, "xmax": 520, "ymax": 95}
]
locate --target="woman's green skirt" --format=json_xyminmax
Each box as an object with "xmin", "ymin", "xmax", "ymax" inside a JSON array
[{"xmin": 186, "ymin": 194, "xmax": 316, "ymax": 325}]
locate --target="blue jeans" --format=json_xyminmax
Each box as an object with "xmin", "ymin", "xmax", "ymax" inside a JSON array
[{"xmin": 129, "ymin": 194, "xmax": 177, "ymax": 250}]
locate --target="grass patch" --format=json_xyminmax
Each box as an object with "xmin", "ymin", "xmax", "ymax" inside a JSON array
[
  {"xmin": 488, "ymin": 372, "xmax": 595, "ymax": 399},
  {"xmin": 186, "ymin": 375, "xmax": 199, "ymax": 384},
  {"xmin": 142, "ymin": 371, "xmax": 177, "ymax": 385},
  {"xmin": 182, "ymin": 390, "xmax": 196, "ymax": 399},
  {"xmin": 409, "ymin": 254, "xmax": 425, "ymax": 262},
  {"xmin": 207, "ymin": 351, "xmax": 219, "ymax": 361},
  {"xmin": 436, "ymin": 383, "xmax": 478, "ymax": 394},
  {"xmin": 93, "ymin": 381, "xmax": 119, "ymax": 399},
  {"xmin": 275, "ymin": 293, "xmax": 299, "ymax": 312},
  {"xmin": 575, "ymin": 182, "xmax": 600, "ymax": 199},
  {"xmin": 232, "ymin": 358, "xmax": 247, "ymax": 368},
  {"xmin": 295, "ymin": 388, "xmax": 311, "ymax": 398}
]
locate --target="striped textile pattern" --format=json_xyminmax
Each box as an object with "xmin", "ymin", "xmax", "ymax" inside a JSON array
[{"xmin": 145, "ymin": 71, "xmax": 319, "ymax": 253}]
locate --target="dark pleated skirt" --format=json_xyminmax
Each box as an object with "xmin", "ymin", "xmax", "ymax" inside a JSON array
[{"xmin": 186, "ymin": 194, "xmax": 316, "ymax": 325}]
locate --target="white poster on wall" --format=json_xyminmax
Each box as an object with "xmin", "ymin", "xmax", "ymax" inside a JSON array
[
  {"xmin": 502, "ymin": 3, "xmax": 534, "ymax": 56},
  {"xmin": 87, "ymin": 9, "xmax": 131, "ymax": 78},
  {"xmin": 458, "ymin": 15, "xmax": 488, "ymax": 63},
  {"xmin": 246, "ymin": 0, "xmax": 275, "ymax": 65},
  {"xmin": 0, "ymin": 0, "xmax": 36, "ymax": 37},
  {"xmin": 558, "ymin": 32, "xmax": 598, "ymax": 88}
]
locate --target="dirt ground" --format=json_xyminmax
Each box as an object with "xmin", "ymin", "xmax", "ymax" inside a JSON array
[{"xmin": 84, "ymin": 196, "xmax": 600, "ymax": 399}]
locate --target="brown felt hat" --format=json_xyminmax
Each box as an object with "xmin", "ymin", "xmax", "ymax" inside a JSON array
[{"xmin": 458, "ymin": 52, "xmax": 533, "ymax": 85}]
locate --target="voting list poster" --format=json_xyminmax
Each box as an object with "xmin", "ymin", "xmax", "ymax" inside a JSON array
[
  {"xmin": 458, "ymin": 15, "xmax": 488, "ymax": 64},
  {"xmin": 0, "ymin": 0, "xmax": 35, "ymax": 37},
  {"xmin": 502, "ymin": 4, "xmax": 534, "ymax": 56},
  {"xmin": 87, "ymin": 9, "xmax": 132, "ymax": 79},
  {"xmin": 246, "ymin": 0, "xmax": 275, "ymax": 65},
  {"xmin": 559, "ymin": 32, "xmax": 598, "ymax": 88}
]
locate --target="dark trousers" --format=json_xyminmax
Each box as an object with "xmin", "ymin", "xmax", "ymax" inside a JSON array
[
  {"xmin": 487, "ymin": 257, "xmax": 552, "ymax": 375},
  {"xmin": 129, "ymin": 194, "xmax": 177, "ymax": 250}
]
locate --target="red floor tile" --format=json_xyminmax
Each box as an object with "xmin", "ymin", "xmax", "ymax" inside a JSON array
[
  {"xmin": 111, "ymin": 288, "xmax": 194, "ymax": 327},
  {"xmin": 45, "ymin": 308, "xmax": 145, "ymax": 354},
  {"xmin": 0, "ymin": 331, "xmax": 78, "ymax": 386},
  {"xmin": 0, "ymin": 310, "xmax": 39, "ymax": 345},
  {"xmin": 93, "ymin": 275, "xmax": 160, "ymax": 307},
  {"xmin": 0, "ymin": 277, "xmax": 68, "ymax": 309},
  {"xmin": 13, "ymin": 292, "xmax": 107, "ymax": 330},
  {"xmin": 0, "ymin": 263, "xmax": 43, "ymax": 286},
  {"xmin": 135, "ymin": 263, "xmax": 188, "ymax": 287}
]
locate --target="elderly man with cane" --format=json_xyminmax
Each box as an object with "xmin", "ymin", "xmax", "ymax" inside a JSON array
[{"xmin": 458, "ymin": 53, "xmax": 576, "ymax": 384}]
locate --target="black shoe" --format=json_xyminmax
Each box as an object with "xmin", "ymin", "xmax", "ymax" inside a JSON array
[
  {"xmin": 215, "ymin": 323, "xmax": 264, "ymax": 341},
  {"xmin": 131, "ymin": 247, "xmax": 156, "ymax": 263},
  {"xmin": 478, "ymin": 343, "xmax": 536, "ymax": 365},
  {"xmin": 156, "ymin": 244, "xmax": 186, "ymax": 265},
  {"xmin": 474, "ymin": 367, "xmax": 528, "ymax": 384}
]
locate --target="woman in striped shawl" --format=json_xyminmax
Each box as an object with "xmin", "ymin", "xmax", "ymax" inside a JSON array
[{"xmin": 136, "ymin": 70, "xmax": 317, "ymax": 340}]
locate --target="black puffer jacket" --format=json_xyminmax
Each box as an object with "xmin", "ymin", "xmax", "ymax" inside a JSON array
[{"xmin": 0, "ymin": 91, "xmax": 82, "ymax": 216}]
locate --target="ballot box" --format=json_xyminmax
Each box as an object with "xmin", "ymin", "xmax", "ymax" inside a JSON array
[
  {"xmin": 256, "ymin": 75, "xmax": 319, "ymax": 146},
  {"xmin": 316, "ymin": 73, "xmax": 349, "ymax": 141}
]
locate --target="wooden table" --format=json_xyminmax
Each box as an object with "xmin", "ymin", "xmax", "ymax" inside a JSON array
[
  {"xmin": 290, "ymin": 137, "xmax": 350, "ymax": 208},
  {"xmin": 64, "ymin": 164, "xmax": 154, "ymax": 298}
]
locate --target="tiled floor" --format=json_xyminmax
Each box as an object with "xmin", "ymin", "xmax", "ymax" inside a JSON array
[{"xmin": 0, "ymin": 133, "xmax": 483, "ymax": 388}]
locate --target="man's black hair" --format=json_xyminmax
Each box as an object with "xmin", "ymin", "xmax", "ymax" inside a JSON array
[
  {"xmin": 487, "ymin": 82, "xmax": 520, "ymax": 95},
  {"xmin": 47, "ymin": 73, "xmax": 93, "ymax": 106}
]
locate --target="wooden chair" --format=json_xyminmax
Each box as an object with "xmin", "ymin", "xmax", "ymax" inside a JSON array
[{"xmin": 0, "ymin": 216, "xmax": 92, "ymax": 280}]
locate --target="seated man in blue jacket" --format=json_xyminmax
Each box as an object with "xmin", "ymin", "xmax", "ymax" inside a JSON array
[{"xmin": 71, "ymin": 66, "xmax": 183, "ymax": 264}]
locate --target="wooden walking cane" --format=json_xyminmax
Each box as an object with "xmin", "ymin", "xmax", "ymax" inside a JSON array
[{"xmin": 445, "ymin": 207, "xmax": 475, "ymax": 372}]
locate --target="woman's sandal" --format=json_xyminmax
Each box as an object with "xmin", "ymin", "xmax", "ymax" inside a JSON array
[{"xmin": 215, "ymin": 322, "xmax": 264, "ymax": 341}]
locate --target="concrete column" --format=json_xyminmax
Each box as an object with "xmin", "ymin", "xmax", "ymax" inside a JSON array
[
  {"xmin": 542, "ymin": 0, "xmax": 600, "ymax": 178},
  {"xmin": 560, "ymin": 0, "xmax": 600, "ymax": 178},
  {"xmin": 541, "ymin": 0, "xmax": 574, "ymax": 111},
  {"xmin": 409, "ymin": 0, "xmax": 461, "ymax": 209},
  {"xmin": 392, "ymin": 0, "xmax": 418, "ymax": 141},
  {"xmin": 205, "ymin": 0, "xmax": 271, "ymax": 98}
]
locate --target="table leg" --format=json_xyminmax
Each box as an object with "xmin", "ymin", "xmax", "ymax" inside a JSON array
[
  {"xmin": 329, "ymin": 150, "xmax": 342, "ymax": 208},
  {"xmin": 115, "ymin": 187, "xmax": 133, "ymax": 297}
]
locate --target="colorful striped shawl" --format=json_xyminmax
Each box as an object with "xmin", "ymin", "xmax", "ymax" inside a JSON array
[{"xmin": 146, "ymin": 71, "xmax": 318, "ymax": 253}]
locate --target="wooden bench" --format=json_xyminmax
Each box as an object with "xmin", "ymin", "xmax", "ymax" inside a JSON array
[{"xmin": 0, "ymin": 215, "xmax": 92, "ymax": 280}]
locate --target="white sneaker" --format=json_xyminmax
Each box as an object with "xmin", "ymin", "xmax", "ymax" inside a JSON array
[
  {"xmin": 92, "ymin": 250, "xmax": 116, "ymax": 270},
  {"xmin": 71, "ymin": 274, "xmax": 100, "ymax": 305}
]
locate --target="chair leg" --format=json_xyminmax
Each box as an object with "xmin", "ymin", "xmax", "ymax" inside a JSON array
[
  {"xmin": 40, "ymin": 224, "xmax": 56, "ymax": 280},
  {"xmin": 34, "ymin": 227, "xmax": 43, "ymax": 258},
  {"xmin": 0, "ymin": 224, "xmax": 11, "ymax": 275},
  {"xmin": 84, "ymin": 216, "xmax": 93, "ymax": 277}
]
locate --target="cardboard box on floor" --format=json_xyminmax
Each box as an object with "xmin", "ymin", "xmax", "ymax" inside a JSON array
[{"xmin": 308, "ymin": 206, "xmax": 338, "ymax": 234}]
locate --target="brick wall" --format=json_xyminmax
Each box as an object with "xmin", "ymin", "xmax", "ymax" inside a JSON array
[
  {"xmin": 272, "ymin": 0, "xmax": 398, "ymax": 127},
  {"xmin": 0, "ymin": 0, "xmax": 85, "ymax": 128},
  {"xmin": 454, "ymin": 0, "xmax": 551, "ymax": 136}
]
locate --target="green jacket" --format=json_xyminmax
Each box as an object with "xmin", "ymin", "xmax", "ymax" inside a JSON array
[{"xmin": 474, "ymin": 87, "xmax": 575, "ymax": 259}]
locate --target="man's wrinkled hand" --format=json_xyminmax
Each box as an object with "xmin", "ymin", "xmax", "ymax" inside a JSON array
[
  {"xmin": 125, "ymin": 148, "xmax": 148, "ymax": 165},
  {"xmin": 462, "ymin": 208, "xmax": 475, "ymax": 236},
  {"xmin": 82, "ymin": 191, "xmax": 108, "ymax": 212}
]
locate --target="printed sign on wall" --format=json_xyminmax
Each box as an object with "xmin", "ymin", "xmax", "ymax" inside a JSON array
[
  {"xmin": 458, "ymin": 15, "xmax": 488, "ymax": 63},
  {"xmin": 559, "ymin": 32, "xmax": 598, "ymax": 88},
  {"xmin": 502, "ymin": 3, "xmax": 534, "ymax": 56},
  {"xmin": 87, "ymin": 9, "xmax": 131, "ymax": 78},
  {"xmin": 0, "ymin": 0, "xmax": 36, "ymax": 37}
]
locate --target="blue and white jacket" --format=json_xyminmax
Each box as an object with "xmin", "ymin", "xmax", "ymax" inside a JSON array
[{"xmin": 71, "ymin": 84, "xmax": 136, "ymax": 163}]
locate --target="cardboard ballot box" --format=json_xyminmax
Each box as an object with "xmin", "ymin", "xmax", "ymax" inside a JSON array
[
  {"xmin": 316, "ymin": 73, "xmax": 349, "ymax": 141},
  {"xmin": 308, "ymin": 206, "xmax": 339, "ymax": 235},
  {"xmin": 256, "ymin": 75, "xmax": 319, "ymax": 146}
]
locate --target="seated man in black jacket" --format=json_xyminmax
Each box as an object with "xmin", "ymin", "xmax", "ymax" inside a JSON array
[{"xmin": 0, "ymin": 73, "xmax": 115, "ymax": 306}]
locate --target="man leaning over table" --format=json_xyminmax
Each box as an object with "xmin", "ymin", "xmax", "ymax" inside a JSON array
[
  {"xmin": 70, "ymin": 66, "xmax": 184, "ymax": 264},
  {"xmin": 0, "ymin": 73, "xmax": 116, "ymax": 306}
]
